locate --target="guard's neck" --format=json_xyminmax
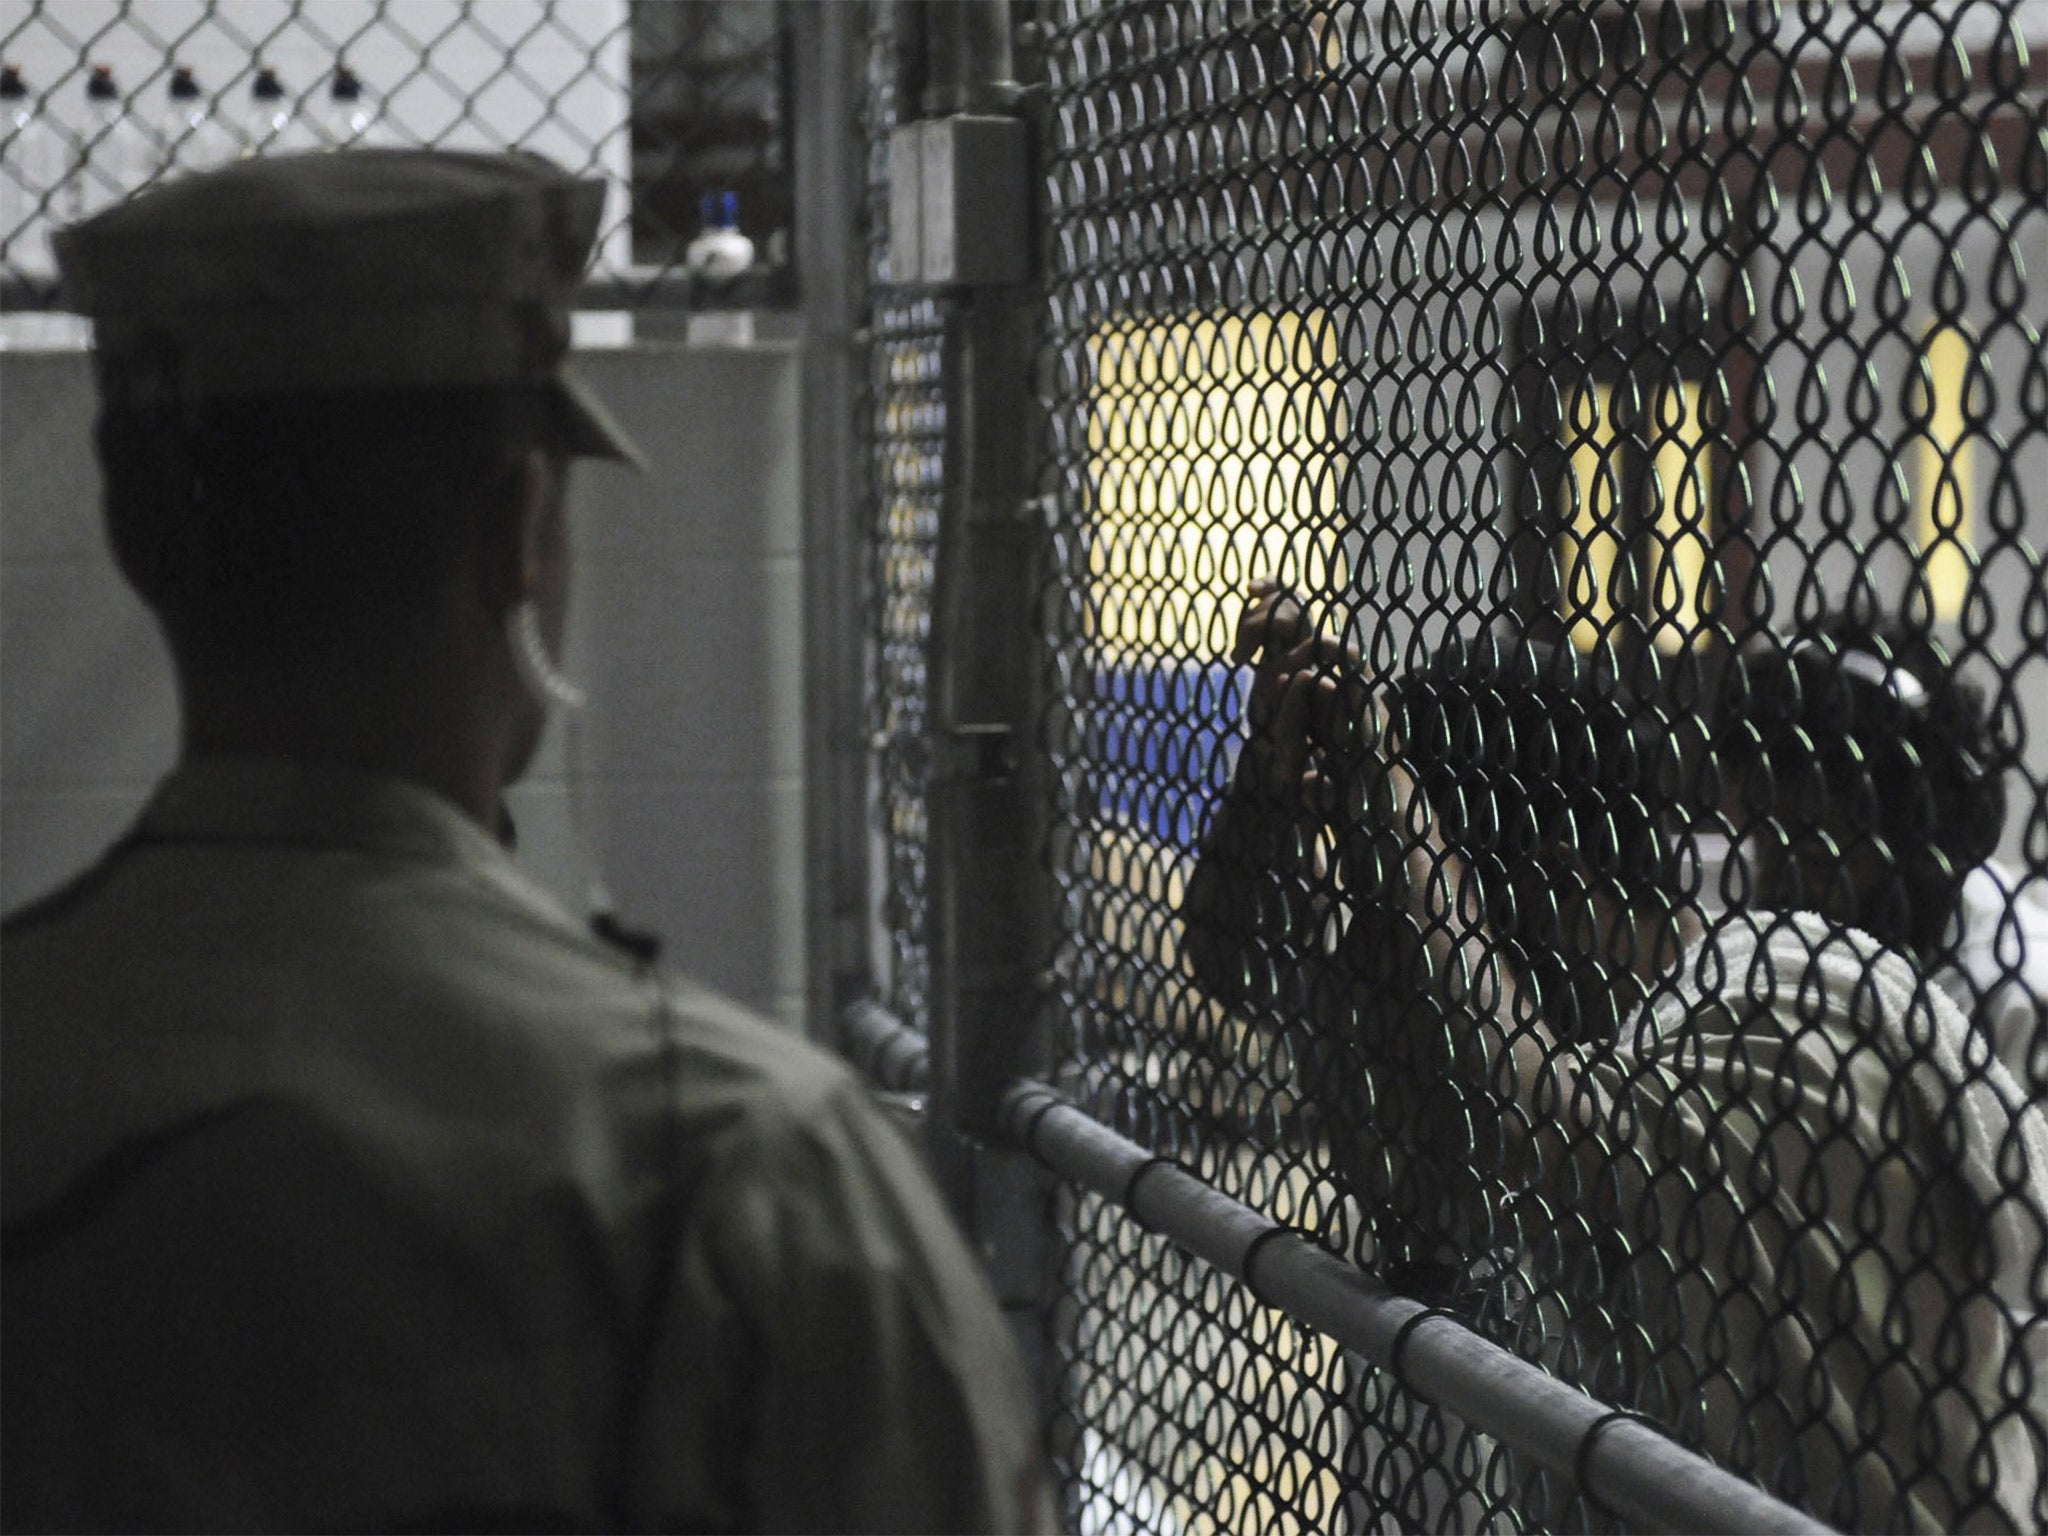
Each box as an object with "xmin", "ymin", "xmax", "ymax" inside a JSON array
[{"xmin": 175, "ymin": 631, "xmax": 524, "ymax": 832}]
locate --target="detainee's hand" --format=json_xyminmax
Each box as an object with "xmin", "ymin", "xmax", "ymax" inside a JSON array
[{"xmin": 1233, "ymin": 578, "xmax": 1378, "ymax": 811}]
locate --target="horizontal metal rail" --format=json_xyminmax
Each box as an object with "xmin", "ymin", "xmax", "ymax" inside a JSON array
[
  {"xmin": 0, "ymin": 267, "xmax": 794, "ymax": 315},
  {"xmin": 832, "ymin": 1008, "xmax": 1834, "ymax": 1531},
  {"xmin": 840, "ymin": 998, "xmax": 933, "ymax": 1093},
  {"xmin": 998, "ymin": 1077, "xmax": 1837, "ymax": 1536}
]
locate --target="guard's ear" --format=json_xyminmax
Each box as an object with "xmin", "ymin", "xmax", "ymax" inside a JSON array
[{"xmin": 477, "ymin": 444, "xmax": 559, "ymax": 616}]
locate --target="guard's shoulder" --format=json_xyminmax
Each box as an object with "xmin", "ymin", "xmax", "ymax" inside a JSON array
[
  {"xmin": 0, "ymin": 838, "xmax": 138, "ymax": 943},
  {"xmin": 654, "ymin": 977, "xmax": 860, "ymax": 1127}
]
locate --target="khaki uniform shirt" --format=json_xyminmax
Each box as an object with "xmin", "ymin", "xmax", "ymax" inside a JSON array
[{"xmin": 2, "ymin": 760, "xmax": 1049, "ymax": 1534}]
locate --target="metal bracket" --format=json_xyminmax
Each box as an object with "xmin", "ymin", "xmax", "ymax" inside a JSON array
[
  {"xmin": 933, "ymin": 722, "xmax": 1017, "ymax": 783},
  {"xmin": 885, "ymin": 114, "xmax": 1030, "ymax": 288}
]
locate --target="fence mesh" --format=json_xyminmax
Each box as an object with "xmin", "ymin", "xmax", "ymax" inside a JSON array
[
  {"xmin": 952, "ymin": 2, "xmax": 2048, "ymax": 1531},
  {"xmin": 863, "ymin": 0, "xmax": 949, "ymax": 1035},
  {"xmin": 0, "ymin": 0, "xmax": 791, "ymax": 307}
]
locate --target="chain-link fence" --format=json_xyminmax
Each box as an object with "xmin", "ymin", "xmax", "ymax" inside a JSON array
[
  {"xmin": 866, "ymin": 1, "xmax": 2048, "ymax": 1531},
  {"xmin": 1, "ymin": 0, "xmax": 792, "ymax": 309},
  {"xmin": 25, "ymin": 0, "xmax": 2040, "ymax": 1527},
  {"xmin": 868, "ymin": 287, "xmax": 949, "ymax": 1031}
]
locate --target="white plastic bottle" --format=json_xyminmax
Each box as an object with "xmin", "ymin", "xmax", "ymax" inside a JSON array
[
  {"xmin": 68, "ymin": 63, "xmax": 151, "ymax": 221},
  {"xmin": 243, "ymin": 64, "xmax": 317, "ymax": 156},
  {"xmin": 684, "ymin": 191, "xmax": 755, "ymax": 280},
  {"xmin": 159, "ymin": 64, "xmax": 236, "ymax": 178},
  {"xmin": 318, "ymin": 63, "xmax": 375, "ymax": 148},
  {"xmin": 1, "ymin": 63, "xmax": 62, "ymax": 278}
]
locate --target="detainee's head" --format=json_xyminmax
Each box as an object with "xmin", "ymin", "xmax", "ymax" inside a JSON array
[
  {"xmin": 1711, "ymin": 615, "xmax": 2006, "ymax": 962},
  {"xmin": 1390, "ymin": 634, "xmax": 1683, "ymax": 1043},
  {"xmin": 55, "ymin": 149, "xmax": 643, "ymax": 779}
]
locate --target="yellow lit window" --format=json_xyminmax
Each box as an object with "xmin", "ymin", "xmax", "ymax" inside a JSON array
[
  {"xmin": 1915, "ymin": 322, "xmax": 1977, "ymax": 622},
  {"xmin": 1559, "ymin": 381, "xmax": 1623, "ymax": 653},
  {"xmin": 1555, "ymin": 376, "xmax": 1716, "ymax": 653},
  {"xmin": 1648, "ymin": 379, "xmax": 1715, "ymax": 655}
]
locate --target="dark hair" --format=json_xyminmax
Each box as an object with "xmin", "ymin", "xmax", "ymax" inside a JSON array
[
  {"xmin": 96, "ymin": 384, "xmax": 563, "ymax": 668},
  {"xmin": 1711, "ymin": 614, "xmax": 2006, "ymax": 962},
  {"xmin": 1388, "ymin": 633, "xmax": 1678, "ymax": 1041}
]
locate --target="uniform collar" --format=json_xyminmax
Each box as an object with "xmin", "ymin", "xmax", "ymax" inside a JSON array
[{"xmin": 139, "ymin": 756, "xmax": 512, "ymax": 874}]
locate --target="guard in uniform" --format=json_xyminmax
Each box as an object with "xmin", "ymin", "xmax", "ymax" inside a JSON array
[{"xmin": 2, "ymin": 150, "xmax": 1050, "ymax": 1533}]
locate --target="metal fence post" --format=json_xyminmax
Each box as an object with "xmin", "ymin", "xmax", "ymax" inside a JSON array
[
  {"xmin": 904, "ymin": 0, "xmax": 1060, "ymax": 1417},
  {"xmin": 929, "ymin": 295, "xmax": 1048, "ymax": 1141},
  {"xmin": 900, "ymin": 0, "xmax": 1047, "ymax": 1144},
  {"xmin": 793, "ymin": 0, "xmax": 877, "ymax": 1042}
]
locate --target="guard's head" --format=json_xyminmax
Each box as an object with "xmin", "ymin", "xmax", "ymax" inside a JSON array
[{"xmin": 56, "ymin": 149, "xmax": 643, "ymax": 676}]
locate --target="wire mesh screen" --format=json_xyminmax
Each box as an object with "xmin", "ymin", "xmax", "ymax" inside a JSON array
[
  {"xmin": 1029, "ymin": 2, "xmax": 2048, "ymax": 1532},
  {"xmin": 0, "ymin": 0, "xmax": 791, "ymax": 308},
  {"xmin": 869, "ymin": 289, "xmax": 949, "ymax": 1033},
  {"xmin": 864, "ymin": 0, "xmax": 949, "ymax": 1035}
]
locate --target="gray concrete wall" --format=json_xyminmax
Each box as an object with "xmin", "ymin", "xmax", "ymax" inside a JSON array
[{"xmin": 0, "ymin": 341, "xmax": 808, "ymax": 1033}]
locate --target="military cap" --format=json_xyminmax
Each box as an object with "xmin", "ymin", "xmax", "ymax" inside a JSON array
[{"xmin": 54, "ymin": 147, "xmax": 644, "ymax": 468}]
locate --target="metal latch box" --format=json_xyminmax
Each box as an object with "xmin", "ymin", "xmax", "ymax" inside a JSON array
[{"xmin": 886, "ymin": 114, "xmax": 1029, "ymax": 288}]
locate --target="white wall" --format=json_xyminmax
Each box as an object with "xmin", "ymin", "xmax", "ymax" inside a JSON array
[{"xmin": 0, "ymin": 341, "xmax": 810, "ymax": 1032}]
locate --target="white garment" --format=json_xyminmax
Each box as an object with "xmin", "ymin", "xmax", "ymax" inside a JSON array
[
  {"xmin": 1939, "ymin": 860, "xmax": 2048, "ymax": 1089},
  {"xmin": 1602, "ymin": 911, "xmax": 2048, "ymax": 1533}
]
